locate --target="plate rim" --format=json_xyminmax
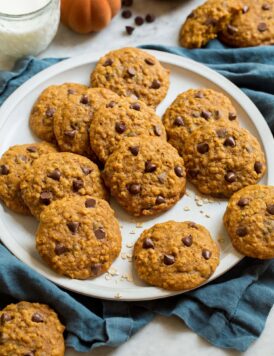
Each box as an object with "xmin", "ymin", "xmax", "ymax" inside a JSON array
[{"xmin": 0, "ymin": 49, "xmax": 273, "ymax": 301}]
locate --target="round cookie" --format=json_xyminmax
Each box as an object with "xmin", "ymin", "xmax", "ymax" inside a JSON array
[
  {"xmin": 54, "ymin": 88, "xmax": 120, "ymax": 159},
  {"xmin": 90, "ymin": 47, "xmax": 170, "ymax": 108},
  {"xmin": 162, "ymin": 88, "xmax": 239, "ymax": 156},
  {"xmin": 224, "ymin": 185, "xmax": 274, "ymax": 259},
  {"xmin": 103, "ymin": 136, "xmax": 186, "ymax": 216},
  {"xmin": 20, "ymin": 152, "xmax": 108, "ymax": 219},
  {"xmin": 220, "ymin": 1, "xmax": 274, "ymax": 47},
  {"xmin": 179, "ymin": 0, "xmax": 243, "ymax": 48},
  {"xmin": 0, "ymin": 142, "xmax": 57, "ymax": 214},
  {"xmin": 0, "ymin": 301, "xmax": 65, "ymax": 356},
  {"xmin": 133, "ymin": 221, "xmax": 220, "ymax": 290},
  {"xmin": 183, "ymin": 124, "xmax": 266, "ymax": 198},
  {"xmin": 30, "ymin": 83, "xmax": 88, "ymax": 142},
  {"xmin": 90, "ymin": 96, "xmax": 167, "ymax": 163},
  {"xmin": 36, "ymin": 195, "xmax": 122, "ymax": 279}
]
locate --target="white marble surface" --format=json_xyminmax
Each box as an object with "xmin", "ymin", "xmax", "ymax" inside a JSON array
[{"xmin": 1, "ymin": 0, "xmax": 273, "ymax": 355}]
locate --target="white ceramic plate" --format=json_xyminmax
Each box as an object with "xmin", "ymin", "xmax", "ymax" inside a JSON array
[{"xmin": 0, "ymin": 50, "xmax": 273, "ymax": 301}]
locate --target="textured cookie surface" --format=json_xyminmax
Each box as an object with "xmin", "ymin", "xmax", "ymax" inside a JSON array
[
  {"xmin": 133, "ymin": 221, "xmax": 220, "ymax": 290},
  {"xmin": 103, "ymin": 137, "xmax": 186, "ymax": 216},
  {"xmin": 0, "ymin": 301, "xmax": 65, "ymax": 356},
  {"xmin": 54, "ymin": 87, "xmax": 119, "ymax": 159},
  {"xmin": 30, "ymin": 83, "xmax": 88, "ymax": 142},
  {"xmin": 180, "ymin": 0, "xmax": 243, "ymax": 48},
  {"xmin": 90, "ymin": 97, "xmax": 166, "ymax": 163},
  {"xmin": 162, "ymin": 88, "xmax": 239, "ymax": 156},
  {"xmin": 220, "ymin": 0, "xmax": 274, "ymax": 47},
  {"xmin": 21, "ymin": 152, "xmax": 107, "ymax": 219},
  {"xmin": 224, "ymin": 185, "xmax": 274, "ymax": 259},
  {"xmin": 90, "ymin": 47, "xmax": 170, "ymax": 108},
  {"xmin": 0, "ymin": 142, "xmax": 57, "ymax": 214},
  {"xmin": 36, "ymin": 195, "xmax": 122, "ymax": 279},
  {"xmin": 184, "ymin": 124, "xmax": 266, "ymax": 198}
]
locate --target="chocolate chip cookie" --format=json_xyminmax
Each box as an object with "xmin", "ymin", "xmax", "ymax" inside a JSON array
[
  {"xmin": 36, "ymin": 195, "xmax": 122, "ymax": 279},
  {"xmin": 162, "ymin": 88, "xmax": 239, "ymax": 156},
  {"xmin": 179, "ymin": 0, "xmax": 243, "ymax": 48},
  {"xmin": 133, "ymin": 221, "xmax": 220, "ymax": 290},
  {"xmin": 0, "ymin": 142, "xmax": 57, "ymax": 214},
  {"xmin": 54, "ymin": 88, "xmax": 119, "ymax": 159},
  {"xmin": 224, "ymin": 185, "xmax": 274, "ymax": 259},
  {"xmin": 184, "ymin": 124, "xmax": 266, "ymax": 198},
  {"xmin": 0, "ymin": 301, "xmax": 65, "ymax": 356},
  {"xmin": 90, "ymin": 97, "xmax": 166, "ymax": 163},
  {"xmin": 220, "ymin": 1, "xmax": 274, "ymax": 47},
  {"xmin": 103, "ymin": 136, "xmax": 186, "ymax": 216},
  {"xmin": 90, "ymin": 47, "xmax": 170, "ymax": 108},
  {"xmin": 30, "ymin": 83, "xmax": 88, "ymax": 142},
  {"xmin": 20, "ymin": 152, "xmax": 107, "ymax": 219}
]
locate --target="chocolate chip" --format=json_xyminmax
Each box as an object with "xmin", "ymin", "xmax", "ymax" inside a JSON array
[
  {"xmin": 122, "ymin": 9, "xmax": 132, "ymax": 18},
  {"xmin": 254, "ymin": 161, "xmax": 263, "ymax": 174},
  {"xmin": 174, "ymin": 166, "xmax": 184, "ymax": 177},
  {"xmin": 258, "ymin": 22, "xmax": 268, "ymax": 32},
  {"xmin": 47, "ymin": 169, "xmax": 61, "ymax": 181},
  {"xmin": 85, "ymin": 198, "xmax": 96, "ymax": 208},
  {"xmin": 163, "ymin": 254, "xmax": 175, "ymax": 265},
  {"xmin": 31, "ymin": 313, "xmax": 44, "ymax": 323},
  {"xmin": 143, "ymin": 238, "xmax": 155, "ymax": 249},
  {"xmin": 204, "ymin": 17, "xmax": 217, "ymax": 26},
  {"xmin": 224, "ymin": 136, "xmax": 236, "ymax": 147},
  {"xmin": 153, "ymin": 124, "xmax": 162, "ymax": 136},
  {"xmin": 262, "ymin": 3, "xmax": 271, "ymax": 10},
  {"xmin": 115, "ymin": 122, "xmax": 126, "ymax": 134},
  {"xmin": 267, "ymin": 204, "xmax": 274, "ymax": 215},
  {"xmin": 68, "ymin": 88, "xmax": 76, "ymax": 94},
  {"xmin": 229, "ymin": 112, "xmax": 237, "ymax": 121},
  {"xmin": 27, "ymin": 146, "xmax": 37, "ymax": 153},
  {"xmin": 46, "ymin": 107, "xmax": 55, "ymax": 117},
  {"xmin": 182, "ymin": 235, "xmax": 192, "ymax": 247},
  {"xmin": 225, "ymin": 171, "xmax": 236, "ymax": 183},
  {"xmin": 236, "ymin": 226, "xmax": 248, "ymax": 237},
  {"xmin": 135, "ymin": 16, "xmax": 144, "ymax": 26},
  {"xmin": 150, "ymin": 80, "xmax": 161, "ymax": 89},
  {"xmin": 145, "ymin": 161, "xmax": 157, "ymax": 173},
  {"xmin": 145, "ymin": 58, "xmax": 155, "ymax": 65},
  {"xmin": 197, "ymin": 142, "xmax": 209, "ymax": 154},
  {"xmin": 145, "ymin": 14, "xmax": 155, "ymax": 23},
  {"xmin": 125, "ymin": 26, "xmax": 135, "ymax": 35},
  {"xmin": 94, "ymin": 227, "xmax": 106, "ymax": 240},
  {"xmin": 73, "ymin": 178, "xmax": 84, "ymax": 192},
  {"xmin": 128, "ymin": 183, "xmax": 141, "ymax": 195},
  {"xmin": 242, "ymin": 5, "xmax": 249, "ymax": 13},
  {"xmin": 227, "ymin": 24, "xmax": 238, "ymax": 35},
  {"xmin": 215, "ymin": 110, "xmax": 221, "ymax": 119},
  {"xmin": 40, "ymin": 191, "xmax": 52, "ymax": 205},
  {"xmin": 103, "ymin": 58, "xmax": 113, "ymax": 67},
  {"xmin": 157, "ymin": 172, "xmax": 167, "ymax": 183},
  {"xmin": 237, "ymin": 198, "xmax": 249, "ymax": 207},
  {"xmin": 130, "ymin": 102, "xmax": 141, "ymax": 111},
  {"xmin": 67, "ymin": 222, "xmax": 80, "ymax": 234},
  {"xmin": 188, "ymin": 222, "xmax": 198, "ymax": 229},
  {"xmin": 129, "ymin": 146, "xmax": 139, "ymax": 156},
  {"xmin": 54, "ymin": 243, "xmax": 68, "ymax": 256},
  {"xmin": 188, "ymin": 168, "xmax": 199, "ymax": 178},
  {"xmin": 156, "ymin": 195, "xmax": 165, "ymax": 205},
  {"xmin": 216, "ymin": 128, "xmax": 227, "ymax": 138},
  {"xmin": 202, "ymin": 249, "xmax": 212, "ymax": 260},
  {"xmin": 80, "ymin": 95, "xmax": 89, "ymax": 105},
  {"xmin": 106, "ymin": 101, "xmax": 116, "ymax": 108},
  {"xmin": 174, "ymin": 116, "xmax": 184, "ymax": 126},
  {"xmin": 195, "ymin": 91, "xmax": 204, "ymax": 98},
  {"xmin": 201, "ymin": 110, "xmax": 212, "ymax": 120},
  {"xmin": 0, "ymin": 313, "xmax": 12, "ymax": 325},
  {"xmin": 81, "ymin": 166, "xmax": 92, "ymax": 175},
  {"xmin": 91, "ymin": 263, "xmax": 102, "ymax": 275},
  {"xmin": 64, "ymin": 130, "xmax": 76, "ymax": 138},
  {"xmin": 0, "ymin": 165, "xmax": 9, "ymax": 175},
  {"xmin": 127, "ymin": 67, "xmax": 136, "ymax": 77}
]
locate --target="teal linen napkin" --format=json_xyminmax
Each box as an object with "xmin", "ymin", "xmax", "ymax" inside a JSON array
[{"xmin": 0, "ymin": 42, "xmax": 274, "ymax": 352}]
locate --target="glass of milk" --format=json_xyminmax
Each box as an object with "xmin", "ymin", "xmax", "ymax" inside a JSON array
[{"xmin": 0, "ymin": 0, "xmax": 60, "ymax": 60}]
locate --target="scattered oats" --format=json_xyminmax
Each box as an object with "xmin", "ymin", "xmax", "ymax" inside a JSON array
[
  {"xmin": 114, "ymin": 293, "xmax": 122, "ymax": 299},
  {"xmin": 121, "ymin": 252, "xmax": 127, "ymax": 260},
  {"xmin": 183, "ymin": 206, "xmax": 190, "ymax": 211},
  {"xmin": 109, "ymin": 267, "xmax": 119, "ymax": 276},
  {"xmin": 126, "ymin": 242, "xmax": 134, "ymax": 248},
  {"xmin": 127, "ymin": 275, "xmax": 133, "ymax": 282},
  {"xmin": 136, "ymin": 222, "xmax": 143, "ymax": 228},
  {"xmin": 129, "ymin": 230, "xmax": 136, "ymax": 235},
  {"xmin": 196, "ymin": 200, "xmax": 204, "ymax": 206},
  {"xmin": 218, "ymin": 236, "xmax": 225, "ymax": 243},
  {"xmin": 105, "ymin": 274, "xmax": 112, "ymax": 280},
  {"xmin": 200, "ymin": 210, "xmax": 204, "ymax": 214},
  {"xmin": 205, "ymin": 213, "xmax": 211, "ymax": 218}
]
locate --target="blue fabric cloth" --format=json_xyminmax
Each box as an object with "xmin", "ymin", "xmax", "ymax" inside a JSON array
[{"xmin": 1, "ymin": 43, "xmax": 274, "ymax": 353}]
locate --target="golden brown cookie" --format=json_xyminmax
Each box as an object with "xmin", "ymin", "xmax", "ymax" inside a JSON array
[
  {"xmin": 133, "ymin": 221, "xmax": 220, "ymax": 290},
  {"xmin": 103, "ymin": 136, "xmax": 186, "ymax": 216},
  {"xmin": 90, "ymin": 96, "xmax": 166, "ymax": 163},
  {"xmin": 224, "ymin": 185, "xmax": 274, "ymax": 259},
  {"xmin": 179, "ymin": 0, "xmax": 243, "ymax": 48},
  {"xmin": 20, "ymin": 152, "xmax": 107, "ymax": 219},
  {"xmin": 0, "ymin": 142, "xmax": 57, "ymax": 214},
  {"xmin": 184, "ymin": 124, "xmax": 266, "ymax": 198},
  {"xmin": 0, "ymin": 301, "xmax": 65, "ymax": 356},
  {"xmin": 53, "ymin": 87, "xmax": 120, "ymax": 159},
  {"xmin": 36, "ymin": 195, "xmax": 122, "ymax": 279},
  {"xmin": 220, "ymin": 1, "xmax": 274, "ymax": 47},
  {"xmin": 162, "ymin": 88, "xmax": 239, "ymax": 156},
  {"xmin": 30, "ymin": 83, "xmax": 88, "ymax": 142},
  {"xmin": 90, "ymin": 47, "xmax": 170, "ymax": 108}
]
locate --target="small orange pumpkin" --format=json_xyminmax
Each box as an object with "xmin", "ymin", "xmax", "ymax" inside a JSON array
[{"xmin": 61, "ymin": 0, "xmax": 121, "ymax": 34}]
